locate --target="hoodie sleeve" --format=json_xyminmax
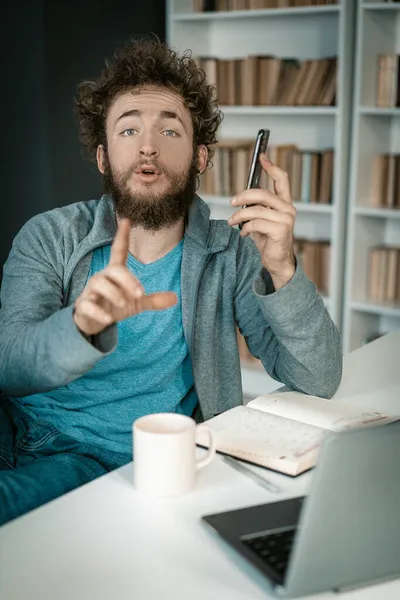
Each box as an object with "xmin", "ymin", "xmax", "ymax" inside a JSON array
[
  {"xmin": 0, "ymin": 214, "xmax": 117, "ymax": 398},
  {"xmin": 234, "ymin": 236, "xmax": 342, "ymax": 399}
]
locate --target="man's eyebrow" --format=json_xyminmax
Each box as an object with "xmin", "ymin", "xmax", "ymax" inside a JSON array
[
  {"xmin": 115, "ymin": 109, "xmax": 142, "ymax": 124},
  {"xmin": 159, "ymin": 110, "xmax": 186, "ymax": 131}
]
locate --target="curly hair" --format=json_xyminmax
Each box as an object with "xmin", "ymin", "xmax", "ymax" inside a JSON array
[{"xmin": 74, "ymin": 36, "xmax": 223, "ymax": 169}]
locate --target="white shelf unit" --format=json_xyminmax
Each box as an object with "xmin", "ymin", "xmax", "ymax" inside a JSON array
[
  {"xmin": 167, "ymin": 1, "xmax": 355, "ymax": 396},
  {"xmin": 343, "ymin": 0, "xmax": 400, "ymax": 354}
]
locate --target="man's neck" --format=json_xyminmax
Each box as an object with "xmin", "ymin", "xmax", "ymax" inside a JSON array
[{"xmin": 123, "ymin": 219, "xmax": 185, "ymax": 265}]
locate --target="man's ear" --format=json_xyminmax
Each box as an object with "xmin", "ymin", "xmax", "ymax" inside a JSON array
[
  {"xmin": 197, "ymin": 145, "xmax": 208, "ymax": 175},
  {"xmin": 96, "ymin": 145, "xmax": 106, "ymax": 174}
]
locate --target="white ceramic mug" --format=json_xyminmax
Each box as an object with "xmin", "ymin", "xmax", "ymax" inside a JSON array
[{"xmin": 133, "ymin": 412, "xmax": 216, "ymax": 497}]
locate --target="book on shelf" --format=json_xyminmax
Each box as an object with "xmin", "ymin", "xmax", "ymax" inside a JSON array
[
  {"xmin": 294, "ymin": 238, "xmax": 330, "ymax": 295},
  {"xmin": 200, "ymin": 140, "xmax": 334, "ymax": 204},
  {"xmin": 370, "ymin": 154, "xmax": 400, "ymax": 209},
  {"xmin": 367, "ymin": 245, "xmax": 400, "ymax": 304},
  {"xmin": 376, "ymin": 54, "xmax": 400, "ymax": 108},
  {"xmin": 194, "ymin": 0, "xmax": 339, "ymax": 11},
  {"xmin": 198, "ymin": 390, "xmax": 398, "ymax": 476},
  {"xmin": 196, "ymin": 55, "xmax": 337, "ymax": 106}
]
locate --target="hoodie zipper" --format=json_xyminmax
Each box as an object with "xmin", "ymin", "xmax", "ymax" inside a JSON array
[
  {"xmin": 187, "ymin": 253, "xmax": 212, "ymax": 359},
  {"xmin": 187, "ymin": 252, "xmax": 212, "ymax": 421}
]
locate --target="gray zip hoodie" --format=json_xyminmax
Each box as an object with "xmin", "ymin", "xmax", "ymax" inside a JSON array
[{"xmin": 0, "ymin": 195, "xmax": 342, "ymax": 422}]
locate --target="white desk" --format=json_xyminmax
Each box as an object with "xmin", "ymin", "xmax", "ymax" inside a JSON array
[{"xmin": 0, "ymin": 331, "xmax": 399, "ymax": 600}]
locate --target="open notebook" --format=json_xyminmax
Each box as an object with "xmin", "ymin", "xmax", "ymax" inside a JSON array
[{"xmin": 199, "ymin": 392, "xmax": 398, "ymax": 476}]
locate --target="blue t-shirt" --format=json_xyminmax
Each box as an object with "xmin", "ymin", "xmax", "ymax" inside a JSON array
[{"xmin": 17, "ymin": 240, "xmax": 198, "ymax": 454}]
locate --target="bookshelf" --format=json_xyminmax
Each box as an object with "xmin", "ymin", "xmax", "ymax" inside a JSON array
[
  {"xmin": 343, "ymin": 0, "xmax": 400, "ymax": 355},
  {"xmin": 167, "ymin": 0, "xmax": 355, "ymax": 396}
]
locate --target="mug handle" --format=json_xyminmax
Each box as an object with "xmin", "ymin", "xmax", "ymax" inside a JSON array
[{"xmin": 195, "ymin": 425, "xmax": 216, "ymax": 470}]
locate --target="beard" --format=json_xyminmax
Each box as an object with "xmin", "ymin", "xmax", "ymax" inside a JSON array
[{"xmin": 102, "ymin": 152, "xmax": 199, "ymax": 231}]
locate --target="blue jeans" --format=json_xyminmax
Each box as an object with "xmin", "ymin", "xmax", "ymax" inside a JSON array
[{"xmin": 0, "ymin": 396, "xmax": 131, "ymax": 527}]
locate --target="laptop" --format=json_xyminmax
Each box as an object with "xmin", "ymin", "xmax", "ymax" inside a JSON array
[{"xmin": 202, "ymin": 420, "xmax": 400, "ymax": 598}]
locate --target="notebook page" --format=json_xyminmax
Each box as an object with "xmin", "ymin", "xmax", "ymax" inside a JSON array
[
  {"xmin": 247, "ymin": 391, "xmax": 394, "ymax": 432},
  {"xmin": 203, "ymin": 405, "xmax": 324, "ymax": 464}
]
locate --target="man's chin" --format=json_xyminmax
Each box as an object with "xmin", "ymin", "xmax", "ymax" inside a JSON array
[
  {"xmin": 125, "ymin": 191, "xmax": 169, "ymax": 208},
  {"xmin": 128, "ymin": 177, "xmax": 168, "ymax": 196}
]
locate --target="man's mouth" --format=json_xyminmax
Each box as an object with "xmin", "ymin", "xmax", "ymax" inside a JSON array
[
  {"xmin": 135, "ymin": 165, "xmax": 161, "ymax": 175},
  {"xmin": 134, "ymin": 165, "xmax": 163, "ymax": 183}
]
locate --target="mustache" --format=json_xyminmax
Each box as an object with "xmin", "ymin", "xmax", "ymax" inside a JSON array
[{"xmin": 125, "ymin": 160, "xmax": 167, "ymax": 179}]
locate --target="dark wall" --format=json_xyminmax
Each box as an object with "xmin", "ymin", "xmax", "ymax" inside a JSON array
[
  {"xmin": 0, "ymin": 0, "xmax": 165, "ymax": 282},
  {"xmin": 1, "ymin": 2, "xmax": 50, "ymax": 284}
]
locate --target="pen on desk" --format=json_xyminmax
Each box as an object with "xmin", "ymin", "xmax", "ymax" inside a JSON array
[{"xmin": 222, "ymin": 455, "xmax": 281, "ymax": 494}]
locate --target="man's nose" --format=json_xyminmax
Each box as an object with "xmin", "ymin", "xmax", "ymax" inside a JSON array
[{"xmin": 139, "ymin": 135, "xmax": 159, "ymax": 158}]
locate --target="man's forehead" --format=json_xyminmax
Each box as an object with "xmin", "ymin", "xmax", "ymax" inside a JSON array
[{"xmin": 108, "ymin": 86, "xmax": 190, "ymax": 122}]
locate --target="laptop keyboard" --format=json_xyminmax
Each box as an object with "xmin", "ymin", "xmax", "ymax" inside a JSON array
[{"xmin": 241, "ymin": 527, "xmax": 297, "ymax": 582}]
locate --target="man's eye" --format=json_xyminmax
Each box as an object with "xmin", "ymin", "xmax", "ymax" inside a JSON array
[
  {"xmin": 163, "ymin": 129, "xmax": 178, "ymax": 137},
  {"xmin": 121, "ymin": 128, "xmax": 137, "ymax": 136}
]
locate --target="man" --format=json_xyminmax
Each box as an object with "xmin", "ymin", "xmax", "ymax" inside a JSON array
[{"xmin": 0, "ymin": 38, "xmax": 342, "ymax": 525}]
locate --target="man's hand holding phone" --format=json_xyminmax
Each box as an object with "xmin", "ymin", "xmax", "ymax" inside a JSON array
[
  {"xmin": 228, "ymin": 153, "xmax": 297, "ymax": 291},
  {"xmin": 73, "ymin": 219, "xmax": 178, "ymax": 337}
]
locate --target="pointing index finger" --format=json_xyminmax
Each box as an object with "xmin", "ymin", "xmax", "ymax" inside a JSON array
[{"xmin": 109, "ymin": 218, "xmax": 131, "ymax": 266}]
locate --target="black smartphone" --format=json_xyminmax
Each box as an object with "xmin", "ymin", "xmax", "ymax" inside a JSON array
[{"xmin": 239, "ymin": 128, "xmax": 270, "ymax": 230}]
